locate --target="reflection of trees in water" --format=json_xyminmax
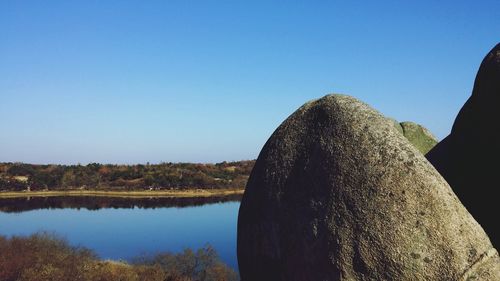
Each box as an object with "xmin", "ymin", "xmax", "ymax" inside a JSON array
[{"xmin": 0, "ymin": 194, "xmax": 242, "ymax": 213}]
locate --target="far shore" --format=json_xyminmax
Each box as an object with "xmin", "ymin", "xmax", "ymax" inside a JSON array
[{"xmin": 0, "ymin": 188, "xmax": 245, "ymax": 199}]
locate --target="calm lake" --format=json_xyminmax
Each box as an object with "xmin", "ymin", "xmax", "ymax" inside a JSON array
[{"xmin": 0, "ymin": 196, "xmax": 241, "ymax": 269}]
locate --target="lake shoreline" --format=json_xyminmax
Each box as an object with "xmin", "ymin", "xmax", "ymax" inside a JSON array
[{"xmin": 0, "ymin": 188, "xmax": 244, "ymax": 199}]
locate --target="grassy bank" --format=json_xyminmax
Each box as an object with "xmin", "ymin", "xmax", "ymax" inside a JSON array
[{"xmin": 0, "ymin": 188, "xmax": 244, "ymax": 199}]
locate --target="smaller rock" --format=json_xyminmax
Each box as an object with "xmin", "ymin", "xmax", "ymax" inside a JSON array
[
  {"xmin": 390, "ymin": 119, "xmax": 438, "ymax": 154},
  {"xmin": 399, "ymin": 121, "xmax": 438, "ymax": 154}
]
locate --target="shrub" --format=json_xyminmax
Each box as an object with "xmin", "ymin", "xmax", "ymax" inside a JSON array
[{"xmin": 0, "ymin": 232, "xmax": 239, "ymax": 281}]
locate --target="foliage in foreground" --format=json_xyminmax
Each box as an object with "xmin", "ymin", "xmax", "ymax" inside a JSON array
[{"xmin": 0, "ymin": 232, "xmax": 238, "ymax": 281}]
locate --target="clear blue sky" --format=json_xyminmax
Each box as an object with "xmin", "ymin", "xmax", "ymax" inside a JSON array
[{"xmin": 1, "ymin": 1, "xmax": 499, "ymax": 164}]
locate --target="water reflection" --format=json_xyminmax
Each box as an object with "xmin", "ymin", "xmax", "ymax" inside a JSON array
[
  {"xmin": 0, "ymin": 199, "xmax": 241, "ymax": 269},
  {"xmin": 0, "ymin": 194, "xmax": 242, "ymax": 213}
]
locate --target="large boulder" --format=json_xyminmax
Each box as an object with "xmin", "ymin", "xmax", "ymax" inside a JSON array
[
  {"xmin": 426, "ymin": 43, "xmax": 500, "ymax": 249},
  {"xmin": 237, "ymin": 94, "xmax": 499, "ymax": 280}
]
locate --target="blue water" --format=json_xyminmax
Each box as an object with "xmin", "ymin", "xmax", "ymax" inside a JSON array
[{"xmin": 0, "ymin": 201, "xmax": 240, "ymax": 269}]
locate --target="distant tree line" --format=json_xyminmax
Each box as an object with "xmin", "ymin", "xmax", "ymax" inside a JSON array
[{"xmin": 0, "ymin": 161, "xmax": 254, "ymax": 191}]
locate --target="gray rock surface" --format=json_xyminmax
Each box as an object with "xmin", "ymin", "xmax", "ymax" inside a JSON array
[
  {"xmin": 237, "ymin": 94, "xmax": 499, "ymax": 280},
  {"xmin": 426, "ymin": 43, "xmax": 500, "ymax": 249}
]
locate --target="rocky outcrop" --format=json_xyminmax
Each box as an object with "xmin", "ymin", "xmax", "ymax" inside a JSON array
[
  {"xmin": 426, "ymin": 43, "xmax": 500, "ymax": 249},
  {"xmin": 397, "ymin": 121, "xmax": 438, "ymax": 154},
  {"xmin": 238, "ymin": 94, "xmax": 499, "ymax": 280}
]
